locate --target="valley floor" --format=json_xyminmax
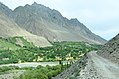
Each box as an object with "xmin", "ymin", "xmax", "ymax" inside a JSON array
[
  {"xmin": 79, "ymin": 51, "xmax": 119, "ymax": 79},
  {"xmin": 0, "ymin": 70, "xmax": 25, "ymax": 79}
]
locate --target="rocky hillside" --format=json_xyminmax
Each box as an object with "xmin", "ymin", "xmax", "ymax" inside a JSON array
[
  {"xmin": 9, "ymin": 2, "xmax": 106, "ymax": 44},
  {"xmin": 54, "ymin": 33, "xmax": 119, "ymax": 79},
  {"xmin": 0, "ymin": 2, "xmax": 106, "ymax": 47},
  {"xmin": 0, "ymin": 2, "xmax": 51, "ymax": 47},
  {"xmin": 97, "ymin": 33, "xmax": 119, "ymax": 64},
  {"xmin": 0, "ymin": 2, "xmax": 12, "ymax": 16}
]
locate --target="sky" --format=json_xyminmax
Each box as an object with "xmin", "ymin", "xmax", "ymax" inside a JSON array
[{"xmin": 0, "ymin": 0, "xmax": 119, "ymax": 40}]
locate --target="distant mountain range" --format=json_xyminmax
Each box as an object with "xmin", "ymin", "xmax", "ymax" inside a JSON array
[{"xmin": 0, "ymin": 2, "xmax": 106, "ymax": 47}]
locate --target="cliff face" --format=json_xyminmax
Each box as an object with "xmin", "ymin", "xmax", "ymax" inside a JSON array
[{"xmin": 10, "ymin": 2, "xmax": 106, "ymax": 44}]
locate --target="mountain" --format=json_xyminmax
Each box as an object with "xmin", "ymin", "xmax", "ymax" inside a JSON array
[
  {"xmin": 54, "ymin": 34, "xmax": 119, "ymax": 79},
  {"xmin": 97, "ymin": 33, "xmax": 119, "ymax": 64},
  {"xmin": 0, "ymin": 3, "xmax": 51, "ymax": 47},
  {"xmin": 9, "ymin": 2, "xmax": 106, "ymax": 44},
  {"xmin": 0, "ymin": 2, "xmax": 12, "ymax": 16}
]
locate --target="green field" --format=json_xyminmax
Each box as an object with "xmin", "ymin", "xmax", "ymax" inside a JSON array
[
  {"xmin": 0, "ymin": 38, "xmax": 20, "ymax": 50},
  {"xmin": 0, "ymin": 37, "xmax": 102, "ymax": 64}
]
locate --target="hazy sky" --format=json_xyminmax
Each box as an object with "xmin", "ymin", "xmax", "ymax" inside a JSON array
[{"xmin": 1, "ymin": 0, "xmax": 119, "ymax": 40}]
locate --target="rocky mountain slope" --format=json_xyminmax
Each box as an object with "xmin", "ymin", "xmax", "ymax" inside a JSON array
[
  {"xmin": 0, "ymin": 2, "xmax": 12, "ymax": 16},
  {"xmin": 97, "ymin": 33, "xmax": 119, "ymax": 64},
  {"xmin": 0, "ymin": 2, "xmax": 51, "ymax": 47},
  {"xmin": 0, "ymin": 2, "xmax": 106, "ymax": 47},
  {"xmin": 9, "ymin": 2, "xmax": 106, "ymax": 44},
  {"xmin": 54, "ymin": 34, "xmax": 119, "ymax": 79}
]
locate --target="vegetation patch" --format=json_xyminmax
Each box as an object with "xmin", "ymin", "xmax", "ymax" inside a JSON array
[{"xmin": 0, "ymin": 37, "xmax": 102, "ymax": 65}]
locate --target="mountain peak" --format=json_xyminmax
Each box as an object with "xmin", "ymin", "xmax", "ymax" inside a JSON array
[
  {"xmin": 69, "ymin": 18, "xmax": 82, "ymax": 25},
  {"xmin": 32, "ymin": 2, "xmax": 38, "ymax": 5},
  {"xmin": 31, "ymin": 2, "xmax": 44, "ymax": 7},
  {"xmin": 70, "ymin": 18, "xmax": 79, "ymax": 22},
  {"xmin": 10, "ymin": 2, "xmax": 106, "ymax": 44},
  {"xmin": 30, "ymin": 2, "xmax": 48, "ymax": 10}
]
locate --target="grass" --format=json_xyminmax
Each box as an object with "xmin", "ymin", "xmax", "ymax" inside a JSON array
[
  {"xmin": 0, "ymin": 37, "xmax": 102, "ymax": 65},
  {"xmin": 0, "ymin": 38, "xmax": 20, "ymax": 50},
  {"xmin": 8, "ymin": 36, "xmax": 35, "ymax": 47}
]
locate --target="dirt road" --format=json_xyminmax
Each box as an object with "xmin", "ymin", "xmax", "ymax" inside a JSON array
[{"xmin": 85, "ymin": 51, "xmax": 119, "ymax": 79}]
